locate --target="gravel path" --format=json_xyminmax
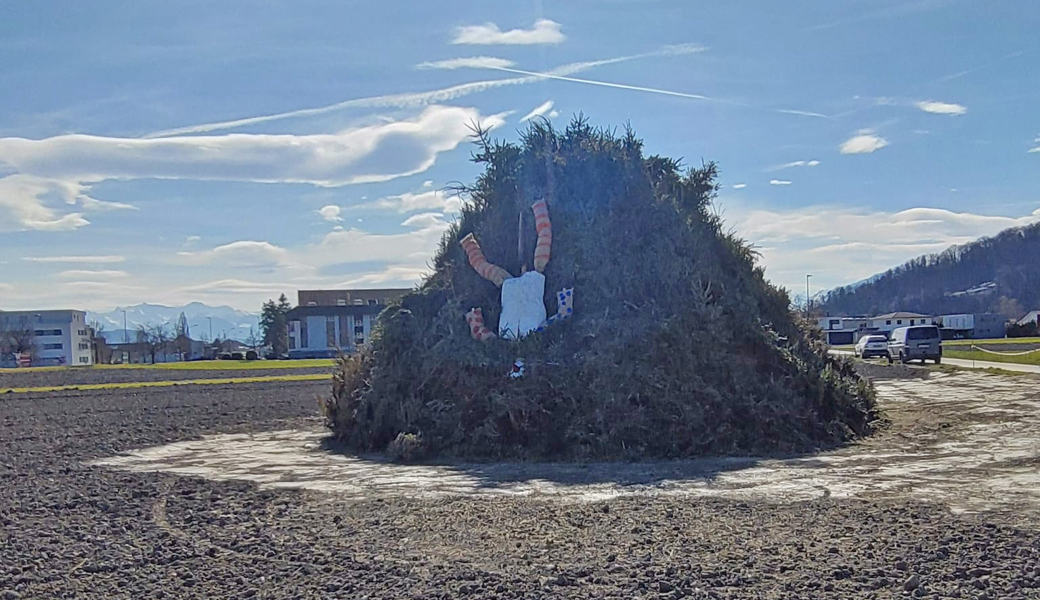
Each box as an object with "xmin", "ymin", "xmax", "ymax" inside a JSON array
[
  {"xmin": 2, "ymin": 375, "xmax": 1039, "ymax": 598},
  {"xmin": 0, "ymin": 365, "xmax": 331, "ymax": 388}
]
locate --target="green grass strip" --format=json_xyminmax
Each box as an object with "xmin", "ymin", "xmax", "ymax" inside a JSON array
[
  {"xmin": 1, "ymin": 373, "xmax": 331, "ymax": 394},
  {"xmin": 943, "ymin": 337, "xmax": 1040, "ymax": 346},
  {"xmin": 942, "ymin": 349, "xmax": 1040, "ymax": 366},
  {"xmin": 4, "ymin": 358, "xmax": 336, "ymax": 373}
]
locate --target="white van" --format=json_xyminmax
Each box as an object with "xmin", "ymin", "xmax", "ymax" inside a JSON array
[{"xmin": 888, "ymin": 325, "xmax": 942, "ymax": 364}]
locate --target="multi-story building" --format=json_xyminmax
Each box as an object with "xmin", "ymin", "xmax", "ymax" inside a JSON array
[
  {"xmin": 286, "ymin": 289, "xmax": 410, "ymax": 359},
  {"xmin": 0, "ymin": 309, "xmax": 94, "ymax": 367}
]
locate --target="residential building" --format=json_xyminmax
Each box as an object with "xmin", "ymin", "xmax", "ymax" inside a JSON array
[
  {"xmin": 297, "ymin": 288, "xmax": 409, "ymax": 307},
  {"xmin": 286, "ymin": 289, "xmax": 409, "ymax": 359},
  {"xmin": 818, "ymin": 311, "xmax": 935, "ymax": 345},
  {"xmin": 0, "ymin": 309, "xmax": 93, "ymax": 367},
  {"xmin": 1017, "ymin": 310, "xmax": 1040, "ymax": 327},
  {"xmin": 869, "ymin": 312, "xmax": 933, "ymax": 334},
  {"xmin": 935, "ymin": 313, "xmax": 1005, "ymax": 339},
  {"xmin": 816, "ymin": 316, "xmax": 874, "ymax": 345}
]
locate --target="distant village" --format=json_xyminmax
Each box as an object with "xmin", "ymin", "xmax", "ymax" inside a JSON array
[
  {"xmin": 0, "ymin": 288, "xmax": 409, "ymax": 368},
  {"xmin": 816, "ymin": 310, "xmax": 1040, "ymax": 345}
]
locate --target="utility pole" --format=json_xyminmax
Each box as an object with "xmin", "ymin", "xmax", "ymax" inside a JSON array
[
  {"xmin": 805, "ymin": 274, "xmax": 812, "ymax": 318},
  {"xmin": 208, "ymin": 317, "xmax": 213, "ymax": 342},
  {"xmin": 122, "ymin": 309, "xmax": 128, "ymax": 344}
]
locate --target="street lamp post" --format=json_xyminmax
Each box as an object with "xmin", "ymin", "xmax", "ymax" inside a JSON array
[{"xmin": 805, "ymin": 274, "xmax": 812, "ymax": 318}]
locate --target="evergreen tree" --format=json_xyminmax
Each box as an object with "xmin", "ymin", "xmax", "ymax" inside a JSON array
[{"xmin": 260, "ymin": 294, "xmax": 292, "ymax": 356}]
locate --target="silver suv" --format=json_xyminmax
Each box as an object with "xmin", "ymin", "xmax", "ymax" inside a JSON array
[{"xmin": 888, "ymin": 325, "xmax": 942, "ymax": 364}]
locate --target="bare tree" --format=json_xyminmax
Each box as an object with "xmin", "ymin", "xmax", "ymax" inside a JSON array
[
  {"xmin": 247, "ymin": 326, "xmax": 261, "ymax": 352},
  {"xmin": 136, "ymin": 323, "xmax": 171, "ymax": 364},
  {"xmin": 0, "ymin": 315, "xmax": 36, "ymax": 365},
  {"xmin": 88, "ymin": 319, "xmax": 109, "ymax": 365}
]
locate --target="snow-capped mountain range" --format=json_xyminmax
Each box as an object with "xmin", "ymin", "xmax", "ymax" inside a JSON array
[{"xmin": 89, "ymin": 302, "xmax": 260, "ymax": 343}]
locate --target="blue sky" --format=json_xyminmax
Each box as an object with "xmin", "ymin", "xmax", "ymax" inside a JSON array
[{"xmin": 1, "ymin": 0, "xmax": 1037, "ymax": 311}]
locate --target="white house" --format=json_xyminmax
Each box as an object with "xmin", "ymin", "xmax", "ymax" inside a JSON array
[
  {"xmin": 869, "ymin": 312, "xmax": 933, "ymax": 333},
  {"xmin": 0, "ymin": 309, "xmax": 94, "ymax": 367},
  {"xmin": 1017, "ymin": 311, "xmax": 1040, "ymax": 327}
]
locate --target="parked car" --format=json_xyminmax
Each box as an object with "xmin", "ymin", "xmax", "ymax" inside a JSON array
[
  {"xmin": 854, "ymin": 335, "xmax": 890, "ymax": 359},
  {"xmin": 888, "ymin": 325, "xmax": 942, "ymax": 364}
]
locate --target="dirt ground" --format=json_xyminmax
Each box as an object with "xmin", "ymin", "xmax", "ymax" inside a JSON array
[{"xmin": 2, "ymin": 370, "xmax": 1039, "ymax": 599}]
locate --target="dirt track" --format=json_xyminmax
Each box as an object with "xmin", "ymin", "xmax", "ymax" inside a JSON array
[{"xmin": 2, "ymin": 371, "xmax": 1039, "ymax": 598}]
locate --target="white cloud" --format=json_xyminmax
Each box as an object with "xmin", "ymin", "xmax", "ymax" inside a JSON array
[
  {"xmin": 416, "ymin": 56, "xmax": 516, "ymax": 70},
  {"xmin": 422, "ymin": 180, "xmax": 434, "ymax": 188},
  {"xmin": 769, "ymin": 179, "xmax": 792, "ymax": 186},
  {"xmin": 726, "ymin": 202, "xmax": 1040, "ymax": 293},
  {"xmin": 178, "ymin": 279, "xmax": 288, "ymax": 295},
  {"xmin": 23, "ymin": 255, "xmax": 125, "ymax": 263},
  {"xmin": 840, "ymin": 131, "xmax": 889, "ymax": 154},
  {"xmin": 1030, "ymin": 136, "xmax": 1040, "ymax": 153},
  {"xmin": 362, "ymin": 189, "xmax": 464, "ymax": 213},
  {"xmin": 520, "ymin": 100, "xmax": 556, "ymax": 122},
  {"xmin": 1, "ymin": 106, "xmax": 505, "ymax": 188},
  {"xmin": 400, "ymin": 212, "xmax": 447, "ymax": 229},
  {"xmin": 0, "ymin": 175, "xmax": 89, "ymax": 231},
  {"xmin": 56, "ymin": 269, "xmax": 130, "ymax": 279},
  {"xmin": 318, "ymin": 205, "xmax": 343, "ymax": 222},
  {"xmin": 178, "ymin": 240, "xmax": 290, "ymax": 268},
  {"xmin": 452, "ymin": 18, "xmax": 565, "ymax": 45},
  {"xmin": 915, "ymin": 100, "xmax": 967, "ymax": 116},
  {"xmin": 143, "ymin": 45, "xmax": 708, "ymax": 138},
  {"xmin": 732, "ymin": 184, "xmax": 747, "ymax": 189},
  {"xmin": 185, "ymin": 235, "xmax": 201, "ymax": 243},
  {"xmin": 770, "ymin": 159, "xmax": 821, "ymax": 171}
]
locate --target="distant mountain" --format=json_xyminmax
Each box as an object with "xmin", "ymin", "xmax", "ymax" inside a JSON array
[
  {"xmin": 90, "ymin": 302, "xmax": 260, "ymax": 342},
  {"xmin": 818, "ymin": 222, "xmax": 1040, "ymax": 318}
]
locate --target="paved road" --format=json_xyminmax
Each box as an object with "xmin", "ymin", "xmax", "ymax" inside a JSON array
[{"xmin": 831, "ymin": 349, "xmax": 1040, "ymax": 374}]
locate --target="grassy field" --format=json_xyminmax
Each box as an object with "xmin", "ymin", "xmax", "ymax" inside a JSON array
[
  {"xmin": 3, "ymin": 358, "xmax": 336, "ymax": 374},
  {"xmin": 942, "ymin": 337, "xmax": 1040, "ymax": 346},
  {"xmin": 1, "ymin": 372, "xmax": 331, "ymax": 394},
  {"xmin": 942, "ymin": 348, "xmax": 1040, "ymax": 366}
]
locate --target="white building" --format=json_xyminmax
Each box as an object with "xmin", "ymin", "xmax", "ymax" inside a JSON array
[
  {"xmin": 0, "ymin": 309, "xmax": 94, "ymax": 367},
  {"xmin": 818, "ymin": 312, "xmax": 934, "ymax": 345},
  {"xmin": 869, "ymin": 312, "xmax": 933, "ymax": 333},
  {"xmin": 286, "ymin": 304, "xmax": 386, "ymax": 359}
]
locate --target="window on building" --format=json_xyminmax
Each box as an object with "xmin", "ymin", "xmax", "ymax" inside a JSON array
[
  {"xmin": 79, "ymin": 357, "xmax": 89, "ymax": 364},
  {"xmin": 77, "ymin": 329, "xmax": 87, "ymax": 336},
  {"xmin": 326, "ymin": 317, "xmax": 336, "ymax": 348},
  {"xmin": 354, "ymin": 299, "xmax": 364, "ymax": 305},
  {"xmin": 339, "ymin": 316, "xmax": 351, "ymax": 347},
  {"xmin": 34, "ymin": 329, "xmax": 62, "ymax": 336},
  {"xmin": 288, "ymin": 336, "xmax": 296, "ymax": 350},
  {"xmin": 43, "ymin": 343, "xmax": 63, "ymax": 350},
  {"xmin": 307, "ymin": 301, "xmax": 317, "ymax": 306},
  {"xmin": 79, "ymin": 342, "xmax": 90, "ymax": 350},
  {"xmin": 300, "ymin": 320, "xmax": 308, "ymax": 348},
  {"xmin": 337, "ymin": 299, "xmax": 347, "ymax": 306},
  {"xmin": 897, "ymin": 320, "xmax": 903, "ymax": 325},
  {"xmin": 354, "ymin": 336, "xmax": 364, "ymax": 346},
  {"xmin": 886, "ymin": 320, "xmax": 892, "ymax": 325},
  {"xmin": 368, "ymin": 299, "xmax": 378, "ymax": 305}
]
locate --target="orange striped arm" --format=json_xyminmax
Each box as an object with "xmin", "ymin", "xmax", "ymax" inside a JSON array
[
  {"xmin": 465, "ymin": 307, "xmax": 497, "ymax": 341},
  {"xmin": 531, "ymin": 199, "xmax": 552, "ymax": 272},
  {"xmin": 460, "ymin": 233, "xmax": 511, "ymax": 287}
]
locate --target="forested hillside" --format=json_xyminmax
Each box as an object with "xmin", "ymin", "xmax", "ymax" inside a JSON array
[{"xmin": 819, "ymin": 222, "xmax": 1040, "ymax": 317}]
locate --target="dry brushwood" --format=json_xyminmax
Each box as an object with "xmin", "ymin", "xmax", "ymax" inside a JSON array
[{"xmin": 321, "ymin": 117, "xmax": 880, "ymax": 460}]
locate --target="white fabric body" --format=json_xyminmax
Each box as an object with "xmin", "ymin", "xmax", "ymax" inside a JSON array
[{"xmin": 499, "ymin": 271, "xmax": 547, "ymax": 339}]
